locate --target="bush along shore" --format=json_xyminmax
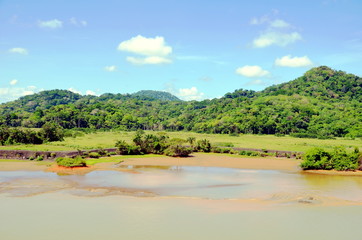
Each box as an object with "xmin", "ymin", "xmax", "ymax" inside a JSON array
[
  {"xmin": 300, "ymin": 147, "xmax": 362, "ymax": 171},
  {"xmin": 2, "ymin": 130, "xmax": 361, "ymax": 172}
]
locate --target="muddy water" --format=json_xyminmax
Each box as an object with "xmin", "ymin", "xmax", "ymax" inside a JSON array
[{"xmin": 1, "ymin": 166, "xmax": 362, "ymax": 239}]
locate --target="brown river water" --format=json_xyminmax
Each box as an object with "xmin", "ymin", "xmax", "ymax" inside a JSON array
[{"xmin": 1, "ymin": 166, "xmax": 362, "ymax": 239}]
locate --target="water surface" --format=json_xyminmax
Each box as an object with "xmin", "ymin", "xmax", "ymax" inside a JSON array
[{"xmin": 1, "ymin": 166, "xmax": 362, "ymax": 240}]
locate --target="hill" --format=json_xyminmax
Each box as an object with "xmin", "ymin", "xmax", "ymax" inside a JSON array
[
  {"xmin": 0, "ymin": 66, "xmax": 361, "ymax": 138},
  {"xmin": 131, "ymin": 90, "xmax": 181, "ymax": 101},
  {"xmin": 262, "ymin": 66, "xmax": 362, "ymax": 101}
]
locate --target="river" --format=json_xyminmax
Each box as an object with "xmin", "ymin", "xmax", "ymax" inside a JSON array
[{"xmin": 1, "ymin": 166, "xmax": 362, "ymax": 239}]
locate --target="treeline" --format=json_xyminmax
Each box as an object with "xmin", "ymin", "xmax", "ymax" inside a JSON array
[
  {"xmin": 0, "ymin": 66, "xmax": 361, "ymax": 138},
  {"xmin": 0, "ymin": 123, "xmax": 64, "ymax": 145},
  {"xmin": 301, "ymin": 147, "xmax": 362, "ymax": 171}
]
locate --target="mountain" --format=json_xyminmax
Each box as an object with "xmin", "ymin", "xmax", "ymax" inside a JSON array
[
  {"xmin": 131, "ymin": 90, "xmax": 181, "ymax": 101},
  {"xmin": 0, "ymin": 89, "xmax": 83, "ymax": 113},
  {"xmin": 261, "ymin": 66, "xmax": 362, "ymax": 101},
  {"xmin": 0, "ymin": 66, "xmax": 361, "ymax": 138}
]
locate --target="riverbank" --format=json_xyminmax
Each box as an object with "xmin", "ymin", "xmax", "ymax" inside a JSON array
[
  {"xmin": 0, "ymin": 153, "xmax": 301, "ymax": 174},
  {"xmin": 2, "ymin": 153, "xmax": 362, "ymax": 176}
]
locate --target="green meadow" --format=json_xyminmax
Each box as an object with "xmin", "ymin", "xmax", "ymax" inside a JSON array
[{"xmin": 0, "ymin": 131, "xmax": 360, "ymax": 153}]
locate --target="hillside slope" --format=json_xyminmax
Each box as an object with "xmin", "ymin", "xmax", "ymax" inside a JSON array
[{"xmin": 0, "ymin": 66, "xmax": 361, "ymax": 138}]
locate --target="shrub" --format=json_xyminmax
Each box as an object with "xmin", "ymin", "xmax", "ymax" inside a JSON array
[
  {"xmin": 88, "ymin": 152, "xmax": 101, "ymax": 158},
  {"xmin": 56, "ymin": 156, "xmax": 87, "ymax": 168},
  {"xmin": 115, "ymin": 140, "xmax": 143, "ymax": 155},
  {"xmin": 300, "ymin": 148, "xmax": 332, "ymax": 170},
  {"xmin": 115, "ymin": 140, "xmax": 129, "ymax": 154},
  {"xmin": 97, "ymin": 148, "xmax": 108, "ymax": 156},
  {"xmin": 196, "ymin": 139, "xmax": 211, "ymax": 152},
  {"xmin": 217, "ymin": 142, "xmax": 234, "ymax": 147},
  {"xmin": 211, "ymin": 147, "xmax": 223, "ymax": 153},
  {"xmin": 108, "ymin": 151, "xmax": 117, "ymax": 155},
  {"xmin": 35, "ymin": 155, "xmax": 44, "ymax": 161},
  {"xmin": 164, "ymin": 144, "xmax": 193, "ymax": 157},
  {"xmin": 300, "ymin": 147, "xmax": 360, "ymax": 171},
  {"xmin": 331, "ymin": 147, "xmax": 358, "ymax": 171}
]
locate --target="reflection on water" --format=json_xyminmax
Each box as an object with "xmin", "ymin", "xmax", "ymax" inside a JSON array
[
  {"xmin": 0, "ymin": 193, "xmax": 362, "ymax": 240},
  {"xmin": 1, "ymin": 166, "xmax": 362, "ymax": 240},
  {"xmin": 1, "ymin": 166, "xmax": 362, "ymax": 202}
]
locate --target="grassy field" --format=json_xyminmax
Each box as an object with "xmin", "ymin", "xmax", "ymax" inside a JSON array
[{"xmin": 0, "ymin": 131, "xmax": 361, "ymax": 152}]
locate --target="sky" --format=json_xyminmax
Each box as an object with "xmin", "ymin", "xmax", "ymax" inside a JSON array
[{"xmin": 1, "ymin": 0, "xmax": 362, "ymax": 102}]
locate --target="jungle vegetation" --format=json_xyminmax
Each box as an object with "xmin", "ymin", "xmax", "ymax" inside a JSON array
[{"xmin": 0, "ymin": 66, "xmax": 361, "ymax": 140}]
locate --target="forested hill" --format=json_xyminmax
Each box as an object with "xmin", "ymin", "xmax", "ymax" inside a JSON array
[
  {"xmin": 131, "ymin": 90, "xmax": 181, "ymax": 101},
  {"xmin": 0, "ymin": 66, "xmax": 361, "ymax": 138},
  {"xmin": 261, "ymin": 66, "xmax": 362, "ymax": 101}
]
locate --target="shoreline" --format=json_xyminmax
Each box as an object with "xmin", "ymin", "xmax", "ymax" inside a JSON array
[{"xmin": 1, "ymin": 153, "xmax": 362, "ymax": 176}]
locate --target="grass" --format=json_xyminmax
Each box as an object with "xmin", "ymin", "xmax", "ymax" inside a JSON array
[
  {"xmin": 0, "ymin": 159, "xmax": 29, "ymax": 162},
  {"xmin": 0, "ymin": 130, "xmax": 361, "ymax": 153},
  {"xmin": 85, "ymin": 154, "xmax": 163, "ymax": 165}
]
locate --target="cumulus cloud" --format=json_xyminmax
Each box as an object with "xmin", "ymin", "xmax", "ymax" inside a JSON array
[
  {"xmin": 0, "ymin": 86, "xmax": 39, "ymax": 103},
  {"xmin": 68, "ymin": 87, "xmax": 82, "ymax": 95},
  {"xmin": 9, "ymin": 47, "xmax": 28, "ymax": 55},
  {"xmin": 104, "ymin": 65, "xmax": 117, "ymax": 72},
  {"xmin": 275, "ymin": 55, "xmax": 313, "ymax": 67},
  {"xmin": 68, "ymin": 88, "xmax": 99, "ymax": 96},
  {"xmin": 38, "ymin": 19, "xmax": 63, "ymax": 29},
  {"xmin": 118, "ymin": 35, "xmax": 172, "ymax": 65},
  {"xmin": 176, "ymin": 87, "xmax": 204, "ymax": 101},
  {"xmin": 250, "ymin": 16, "xmax": 269, "ymax": 25},
  {"xmin": 118, "ymin": 35, "xmax": 172, "ymax": 56},
  {"xmin": 10, "ymin": 79, "xmax": 18, "ymax": 85},
  {"xmin": 270, "ymin": 19, "xmax": 290, "ymax": 28},
  {"xmin": 253, "ymin": 31, "xmax": 301, "ymax": 48},
  {"xmin": 70, "ymin": 17, "xmax": 87, "ymax": 27},
  {"xmin": 86, "ymin": 90, "xmax": 96, "ymax": 96},
  {"xmin": 126, "ymin": 56, "xmax": 171, "ymax": 65},
  {"xmin": 236, "ymin": 65, "xmax": 269, "ymax": 78},
  {"xmin": 250, "ymin": 15, "xmax": 302, "ymax": 48}
]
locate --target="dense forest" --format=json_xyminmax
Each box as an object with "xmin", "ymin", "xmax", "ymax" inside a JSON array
[{"xmin": 0, "ymin": 66, "xmax": 361, "ymax": 139}]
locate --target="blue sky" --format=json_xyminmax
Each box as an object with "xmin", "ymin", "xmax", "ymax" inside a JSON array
[{"xmin": 1, "ymin": 0, "xmax": 362, "ymax": 102}]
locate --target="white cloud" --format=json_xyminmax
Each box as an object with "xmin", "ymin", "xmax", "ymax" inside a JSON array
[
  {"xmin": 68, "ymin": 87, "xmax": 82, "ymax": 95},
  {"xmin": 104, "ymin": 65, "xmax": 117, "ymax": 72},
  {"xmin": 0, "ymin": 86, "xmax": 39, "ymax": 103},
  {"xmin": 70, "ymin": 17, "xmax": 87, "ymax": 27},
  {"xmin": 250, "ymin": 15, "xmax": 301, "ymax": 48},
  {"xmin": 86, "ymin": 90, "xmax": 96, "ymax": 96},
  {"xmin": 38, "ymin": 19, "xmax": 63, "ymax": 29},
  {"xmin": 118, "ymin": 35, "xmax": 172, "ymax": 56},
  {"xmin": 118, "ymin": 35, "xmax": 172, "ymax": 65},
  {"xmin": 177, "ymin": 87, "xmax": 204, "ymax": 101},
  {"xmin": 250, "ymin": 16, "xmax": 269, "ymax": 25},
  {"xmin": 236, "ymin": 65, "xmax": 269, "ymax": 78},
  {"xmin": 275, "ymin": 55, "xmax": 313, "ymax": 67},
  {"xmin": 9, "ymin": 47, "xmax": 28, "ymax": 55},
  {"xmin": 253, "ymin": 31, "xmax": 301, "ymax": 48},
  {"xmin": 270, "ymin": 19, "xmax": 290, "ymax": 28},
  {"xmin": 9, "ymin": 79, "xmax": 18, "ymax": 85},
  {"xmin": 126, "ymin": 56, "xmax": 171, "ymax": 65}
]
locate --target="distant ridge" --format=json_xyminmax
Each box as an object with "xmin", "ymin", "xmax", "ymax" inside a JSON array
[{"xmin": 131, "ymin": 90, "xmax": 181, "ymax": 101}]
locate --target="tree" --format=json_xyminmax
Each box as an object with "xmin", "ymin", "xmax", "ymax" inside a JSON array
[{"xmin": 40, "ymin": 122, "xmax": 64, "ymax": 142}]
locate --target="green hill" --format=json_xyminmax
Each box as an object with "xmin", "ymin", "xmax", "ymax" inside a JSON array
[
  {"xmin": 131, "ymin": 90, "xmax": 181, "ymax": 101},
  {"xmin": 0, "ymin": 66, "xmax": 361, "ymax": 138},
  {"xmin": 262, "ymin": 66, "xmax": 362, "ymax": 101}
]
